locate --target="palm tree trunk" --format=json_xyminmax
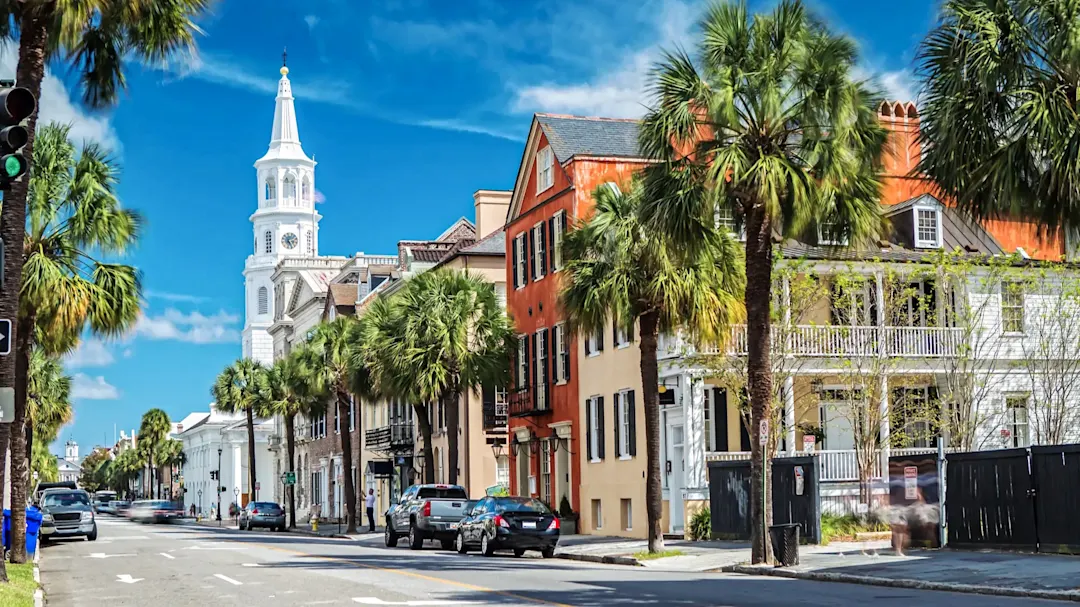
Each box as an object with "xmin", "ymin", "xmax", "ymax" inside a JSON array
[
  {"xmin": 445, "ymin": 389, "xmax": 460, "ymax": 486},
  {"xmin": 337, "ymin": 391, "xmax": 357, "ymax": 534},
  {"xmin": 414, "ymin": 404, "xmax": 435, "ymax": 483},
  {"xmin": 2, "ymin": 6, "xmax": 50, "ymax": 567},
  {"xmin": 0, "ymin": 422, "xmax": 9, "ymax": 582},
  {"xmin": 638, "ymin": 311, "xmax": 666, "ymax": 554},
  {"xmin": 285, "ymin": 414, "xmax": 297, "ymax": 528},
  {"xmin": 246, "ymin": 406, "xmax": 257, "ymax": 505},
  {"xmin": 745, "ymin": 204, "xmax": 774, "ymax": 565},
  {"xmin": 9, "ymin": 315, "xmax": 33, "ymax": 563}
]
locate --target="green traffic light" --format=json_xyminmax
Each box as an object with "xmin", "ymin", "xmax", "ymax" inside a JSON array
[{"xmin": 3, "ymin": 155, "xmax": 21, "ymax": 177}]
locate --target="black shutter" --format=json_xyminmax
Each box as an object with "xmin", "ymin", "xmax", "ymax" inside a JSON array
[
  {"xmin": 628, "ymin": 390, "xmax": 637, "ymax": 457},
  {"xmin": 527, "ymin": 229, "xmax": 535, "ymax": 283},
  {"xmin": 562, "ymin": 329, "xmax": 571, "ymax": 381},
  {"xmin": 738, "ymin": 388, "xmax": 752, "ymax": 451},
  {"xmin": 597, "ymin": 325, "xmax": 605, "ymax": 352},
  {"xmin": 544, "ymin": 328, "xmax": 552, "ymax": 409},
  {"xmin": 538, "ymin": 222, "xmax": 547, "ymax": 278},
  {"xmin": 560, "ymin": 211, "xmax": 568, "ymax": 235},
  {"xmin": 512, "ymin": 235, "xmax": 520, "ymax": 288},
  {"xmin": 612, "ymin": 318, "xmax": 619, "ymax": 346},
  {"xmin": 613, "ymin": 393, "xmax": 621, "ymax": 457},
  {"xmin": 628, "ymin": 318, "xmax": 635, "ymax": 343},
  {"xmin": 716, "ymin": 388, "xmax": 729, "ymax": 451},
  {"xmin": 530, "ymin": 333, "xmax": 537, "ymax": 408},
  {"xmin": 548, "ymin": 217, "xmax": 556, "ymax": 273},
  {"xmin": 584, "ymin": 329, "xmax": 593, "ymax": 356},
  {"xmin": 597, "ymin": 395, "xmax": 606, "ymax": 460},
  {"xmin": 585, "ymin": 398, "xmax": 594, "ymax": 460}
]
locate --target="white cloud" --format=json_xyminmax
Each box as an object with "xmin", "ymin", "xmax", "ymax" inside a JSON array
[
  {"xmin": 879, "ymin": 70, "xmax": 917, "ymax": 103},
  {"xmin": 63, "ymin": 339, "xmax": 114, "ymax": 369},
  {"xmin": 122, "ymin": 348, "xmax": 133, "ymax": 359},
  {"xmin": 144, "ymin": 290, "xmax": 208, "ymax": 304},
  {"xmin": 0, "ymin": 41, "xmax": 120, "ymax": 150},
  {"xmin": 133, "ymin": 308, "xmax": 240, "ymax": 344},
  {"xmin": 304, "ymin": 14, "xmax": 320, "ymax": 30},
  {"xmin": 414, "ymin": 118, "xmax": 522, "ymax": 142},
  {"xmin": 72, "ymin": 373, "xmax": 120, "ymax": 400}
]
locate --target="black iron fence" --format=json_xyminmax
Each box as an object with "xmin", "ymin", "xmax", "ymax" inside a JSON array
[
  {"xmin": 364, "ymin": 423, "xmax": 414, "ymax": 452},
  {"xmin": 708, "ymin": 455, "xmax": 822, "ymax": 544}
]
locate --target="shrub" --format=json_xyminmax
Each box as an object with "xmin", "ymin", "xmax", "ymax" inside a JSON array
[
  {"xmin": 559, "ymin": 495, "xmax": 574, "ymax": 517},
  {"xmin": 820, "ymin": 512, "xmax": 889, "ymax": 544},
  {"xmin": 687, "ymin": 506, "xmax": 711, "ymax": 540}
]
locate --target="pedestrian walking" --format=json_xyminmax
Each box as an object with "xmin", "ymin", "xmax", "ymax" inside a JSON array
[{"xmin": 365, "ymin": 488, "xmax": 376, "ymax": 532}]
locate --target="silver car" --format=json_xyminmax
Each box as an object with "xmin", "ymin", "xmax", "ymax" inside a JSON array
[{"xmin": 238, "ymin": 502, "xmax": 285, "ymax": 531}]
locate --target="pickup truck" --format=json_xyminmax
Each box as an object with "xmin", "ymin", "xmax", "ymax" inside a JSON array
[{"xmin": 385, "ymin": 484, "xmax": 469, "ymax": 550}]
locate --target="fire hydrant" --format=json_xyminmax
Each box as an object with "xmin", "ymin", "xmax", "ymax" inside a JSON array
[{"xmin": 312, "ymin": 516, "xmax": 318, "ymax": 532}]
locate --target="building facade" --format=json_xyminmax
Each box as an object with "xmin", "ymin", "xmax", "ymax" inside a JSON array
[{"xmin": 179, "ymin": 407, "xmax": 274, "ymax": 516}]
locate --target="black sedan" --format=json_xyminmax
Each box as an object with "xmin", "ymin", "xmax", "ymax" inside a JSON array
[{"xmin": 454, "ymin": 496, "xmax": 559, "ymax": 558}]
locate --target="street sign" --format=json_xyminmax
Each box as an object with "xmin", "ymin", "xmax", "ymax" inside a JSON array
[
  {"xmin": 0, "ymin": 387, "xmax": 13, "ymax": 423},
  {"xmin": 759, "ymin": 420, "xmax": 768, "ymax": 445},
  {"xmin": 281, "ymin": 472, "xmax": 296, "ymax": 485},
  {"xmin": 0, "ymin": 318, "xmax": 11, "ymax": 356},
  {"xmin": 802, "ymin": 435, "xmax": 815, "ymax": 453},
  {"xmin": 794, "ymin": 466, "xmax": 805, "ymax": 496},
  {"xmin": 904, "ymin": 466, "xmax": 919, "ymax": 500},
  {"xmin": 254, "ymin": 482, "xmax": 261, "ymax": 491}
]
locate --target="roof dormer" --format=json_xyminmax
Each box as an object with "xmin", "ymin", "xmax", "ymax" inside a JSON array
[{"xmin": 913, "ymin": 203, "xmax": 942, "ymax": 249}]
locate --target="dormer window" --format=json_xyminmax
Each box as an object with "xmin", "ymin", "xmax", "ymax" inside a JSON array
[
  {"xmin": 536, "ymin": 146, "xmax": 554, "ymax": 194},
  {"xmin": 818, "ymin": 220, "xmax": 848, "ymax": 246},
  {"xmin": 915, "ymin": 206, "xmax": 941, "ymax": 248},
  {"xmin": 716, "ymin": 207, "xmax": 746, "ymax": 241}
]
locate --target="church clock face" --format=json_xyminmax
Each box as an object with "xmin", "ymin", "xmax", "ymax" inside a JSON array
[{"xmin": 281, "ymin": 232, "xmax": 299, "ymax": 249}]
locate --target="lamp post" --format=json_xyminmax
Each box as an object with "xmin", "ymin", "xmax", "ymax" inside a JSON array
[
  {"xmin": 197, "ymin": 489, "xmax": 203, "ymax": 518},
  {"xmin": 216, "ymin": 447, "xmax": 223, "ymax": 523},
  {"xmin": 234, "ymin": 487, "xmax": 240, "ymax": 525}
]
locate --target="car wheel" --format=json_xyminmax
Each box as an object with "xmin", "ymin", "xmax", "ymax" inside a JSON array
[
  {"xmin": 541, "ymin": 546, "xmax": 555, "ymax": 559},
  {"xmin": 481, "ymin": 534, "xmax": 494, "ymax": 557},
  {"xmin": 87, "ymin": 526, "xmax": 98, "ymax": 542},
  {"xmin": 408, "ymin": 525, "xmax": 424, "ymax": 550},
  {"xmin": 513, "ymin": 548, "xmax": 525, "ymax": 557},
  {"xmin": 384, "ymin": 523, "xmax": 398, "ymax": 548},
  {"xmin": 440, "ymin": 538, "xmax": 455, "ymax": 551},
  {"xmin": 455, "ymin": 531, "xmax": 468, "ymax": 554}
]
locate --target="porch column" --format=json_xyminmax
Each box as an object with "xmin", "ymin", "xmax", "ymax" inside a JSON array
[
  {"xmin": 784, "ymin": 375, "xmax": 796, "ymax": 455},
  {"xmin": 684, "ymin": 372, "xmax": 708, "ymax": 499},
  {"xmin": 232, "ymin": 443, "xmax": 242, "ymax": 501},
  {"xmin": 879, "ymin": 373, "xmax": 890, "ymax": 480}
]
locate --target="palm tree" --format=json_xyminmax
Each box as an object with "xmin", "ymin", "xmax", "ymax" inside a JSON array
[
  {"xmin": 302, "ymin": 318, "xmax": 370, "ymax": 535},
  {"xmin": 381, "ymin": 269, "xmax": 512, "ymax": 486},
  {"xmin": 916, "ymin": 0, "xmax": 1080, "ymax": 232},
  {"xmin": 0, "ymin": 1, "xmax": 207, "ymax": 570},
  {"xmin": 5, "ymin": 123, "xmax": 140, "ymax": 562},
  {"xmin": 212, "ymin": 359, "xmax": 267, "ymax": 506},
  {"xmin": 637, "ymin": 0, "xmax": 886, "ymax": 562},
  {"xmin": 138, "ymin": 409, "xmax": 170, "ymax": 498},
  {"xmin": 260, "ymin": 349, "xmax": 324, "ymax": 528},
  {"xmin": 111, "ymin": 448, "xmax": 142, "ymax": 498},
  {"xmin": 27, "ymin": 347, "xmax": 73, "ymax": 450},
  {"xmin": 560, "ymin": 181, "xmax": 743, "ymax": 553},
  {"xmin": 156, "ymin": 438, "xmax": 184, "ymax": 501}
]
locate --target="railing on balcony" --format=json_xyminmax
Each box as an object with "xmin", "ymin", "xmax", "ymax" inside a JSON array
[
  {"xmin": 484, "ymin": 399, "xmax": 509, "ymax": 431},
  {"xmin": 670, "ymin": 324, "xmax": 964, "ymax": 359},
  {"xmin": 508, "ymin": 387, "xmax": 551, "ymax": 417},
  {"xmin": 364, "ymin": 422, "xmax": 414, "ymax": 452},
  {"xmin": 707, "ymin": 447, "xmax": 949, "ymax": 483}
]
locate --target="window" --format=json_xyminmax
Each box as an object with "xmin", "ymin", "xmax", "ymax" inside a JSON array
[
  {"xmin": 818, "ymin": 220, "xmax": 848, "ymax": 246},
  {"xmin": 284, "ymin": 175, "xmax": 297, "ymax": 202},
  {"xmin": 535, "ymin": 329, "xmax": 547, "ymax": 410},
  {"xmin": 553, "ymin": 323, "xmax": 569, "ymax": 384},
  {"xmin": 704, "ymin": 388, "xmax": 713, "ymax": 452},
  {"xmin": 592, "ymin": 499, "xmax": 602, "ymax": 530},
  {"xmin": 621, "ymin": 498, "xmax": 632, "ymax": 531},
  {"xmin": 1002, "ymin": 281, "xmax": 1024, "ymax": 333},
  {"xmin": 302, "ymin": 177, "xmax": 311, "ymax": 201},
  {"xmin": 587, "ymin": 396, "xmax": 604, "ymax": 462},
  {"xmin": 532, "ymin": 223, "xmax": 546, "ymax": 281},
  {"xmin": 585, "ymin": 326, "xmax": 604, "ymax": 356},
  {"xmin": 915, "ymin": 207, "xmax": 941, "ymax": 248},
  {"xmin": 536, "ymin": 146, "xmax": 554, "ymax": 193},
  {"xmin": 715, "ymin": 207, "xmax": 745, "ymax": 240},
  {"xmin": 516, "ymin": 335, "xmax": 528, "ymax": 388},
  {"xmin": 616, "ymin": 390, "xmax": 636, "ymax": 459},
  {"xmin": 335, "ymin": 405, "xmax": 340, "ymax": 434},
  {"xmin": 540, "ymin": 440, "xmax": 551, "ymax": 506},
  {"xmin": 1005, "ymin": 395, "xmax": 1029, "ymax": 448},
  {"xmin": 264, "ymin": 231, "xmax": 273, "ymax": 254},
  {"xmin": 552, "ymin": 210, "xmax": 566, "ymax": 271},
  {"xmin": 437, "ymin": 396, "xmax": 446, "ymax": 431},
  {"xmin": 513, "ymin": 234, "xmax": 527, "ymax": 289},
  {"xmin": 495, "ymin": 455, "xmax": 509, "ymax": 488},
  {"xmin": 306, "ymin": 230, "xmax": 313, "ymax": 254},
  {"xmin": 257, "ymin": 287, "xmax": 269, "ymax": 315},
  {"xmin": 349, "ymin": 397, "xmax": 355, "ymax": 431},
  {"xmin": 616, "ymin": 321, "xmax": 632, "ymax": 348},
  {"xmin": 265, "ymin": 178, "xmax": 276, "ymax": 200}
]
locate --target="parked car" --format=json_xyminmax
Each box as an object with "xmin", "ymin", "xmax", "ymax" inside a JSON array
[
  {"xmin": 109, "ymin": 500, "xmax": 131, "ymax": 516},
  {"xmin": 454, "ymin": 496, "xmax": 559, "ymax": 558},
  {"xmin": 238, "ymin": 501, "xmax": 285, "ymax": 531},
  {"xmin": 129, "ymin": 500, "xmax": 183, "ymax": 523},
  {"xmin": 385, "ymin": 484, "xmax": 469, "ymax": 550},
  {"xmin": 39, "ymin": 489, "xmax": 97, "ymax": 542},
  {"xmin": 32, "ymin": 481, "xmax": 77, "ymax": 506}
]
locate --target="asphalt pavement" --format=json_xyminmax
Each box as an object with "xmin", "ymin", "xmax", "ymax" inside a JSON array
[{"xmin": 37, "ymin": 516, "xmax": 1075, "ymax": 606}]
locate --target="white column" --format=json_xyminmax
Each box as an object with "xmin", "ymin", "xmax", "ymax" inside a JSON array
[
  {"xmin": 784, "ymin": 375, "xmax": 796, "ymax": 455},
  {"xmin": 233, "ymin": 444, "xmax": 242, "ymax": 499},
  {"xmin": 684, "ymin": 372, "xmax": 708, "ymax": 499},
  {"xmin": 879, "ymin": 372, "xmax": 890, "ymax": 479}
]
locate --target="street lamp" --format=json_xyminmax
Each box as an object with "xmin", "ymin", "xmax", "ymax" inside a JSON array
[
  {"xmin": 197, "ymin": 489, "xmax": 203, "ymax": 517},
  {"xmin": 491, "ymin": 438, "xmax": 506, "ymax": 459},
  {"xmin": 233, "ymin": 487, "xmax": 240, "ymax": 524},
  {"xmin": 216, "ymin": 447, "xmax": 223, "ymax": 522}
]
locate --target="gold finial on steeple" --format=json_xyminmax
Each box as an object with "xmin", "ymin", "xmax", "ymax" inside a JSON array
[{"xmin": 280, "ymin": 47, "xmax": 289, "ymax": 76}]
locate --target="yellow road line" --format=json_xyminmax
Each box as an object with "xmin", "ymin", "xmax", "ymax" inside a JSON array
[{"xmin": 258, "ymin": 542, "xmax": 574, "ymax": 607}]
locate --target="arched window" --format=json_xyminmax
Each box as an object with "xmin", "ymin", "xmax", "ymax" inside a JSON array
[
  {"xmin": 284, "ymin": 175, "xmax": 297, "ymax": 202},
  {"xmin": 305, "ymin": 230, "xmax": 313, "ymax": 254},
  {"xmin": 264, "ymin": 230, "xmax": 273, "ymax": 254},
  {"xmin": 265, "ymin": 178, "xmax": 276, "ymax": 200},
  {"xmin": 302, "ymin": 177, "xmax": 311, "ymax": 201},
  {"xmin": 257, "ymin": 286, "xmax": 268, "ymax": 315}
]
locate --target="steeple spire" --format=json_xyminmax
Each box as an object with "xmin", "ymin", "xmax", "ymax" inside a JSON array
[{"xmin": 261, "ymin": 56, "xmax": 310, "ymax": 163}]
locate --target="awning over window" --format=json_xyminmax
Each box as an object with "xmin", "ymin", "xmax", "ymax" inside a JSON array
[{"xmin": 367, "ymin": 460, "xmax": 393, "ymax": 477}]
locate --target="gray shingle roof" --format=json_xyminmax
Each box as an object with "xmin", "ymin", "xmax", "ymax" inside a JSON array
[
  {"xmin": 460, "ymin": 230, "xmax": 505, "ymax": 255},
  {"xmin": 536, "ymin": 115, "xmax": 643, "ymax": 162}
]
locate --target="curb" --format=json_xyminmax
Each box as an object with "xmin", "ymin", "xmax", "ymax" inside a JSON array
[
  {"xmin": 720, "ymin": 564, "xmax": 1080, "ymax": 602},
  {"xmin": 556, "ymin": 553, "xmax": 642, "ymax": 567},
  {"xmin": 188, "ymin": 520, "xmax": 351, "ymax": 540},
  {"xmin": 33, "ymin": 536, "xmax": 43, "ymax": 607}
]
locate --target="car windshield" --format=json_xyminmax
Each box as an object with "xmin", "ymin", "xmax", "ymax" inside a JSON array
[
  {"xmin": 250, "ymin": 502, "xmax": 280, "ymax": 512},
  {"xmin": 148, "ymin": 501, "xmax": 172, "ymax": 508},
  {"xmin": 492, "ymin": 498, "xmax": 550, "ymax": 514},
  {"xmin": 42, "ymin": 492, "xmax": 89, "ymax": 508},
  {"xmin": 417, "ymin": 487, "xmax": 467, "ymax": 499}
]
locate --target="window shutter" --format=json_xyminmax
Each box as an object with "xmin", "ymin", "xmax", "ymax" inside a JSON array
[
  {"xmin": 562, "ymin": 330, "xmax": 571, "ymax": 381},
  {"xmin": 544, "ymin": 328, "xmax": 552, "ymax": 408},
  {"xmin": 613, "ymin": 393, "xmax": 621, "ymax": 457},
  {"xmin": 548, "ymin": 216, "xmax": 556, "ymax": 273},
  {"xmin": 716, "ymin": 388, "xmax": 729, "ymax": 451},
  {"xmin": 529, "ymin": 332, "xmax": 536, "ymax": 393},
  {"xmin": 539, "ymin": 222, "xmax": 547, "ymax": 277},
  {"xmin": 612, "ymin": 318, "xmax": 619, "ymax": 345},
  {"xmin": 628, "ymin": 318, "xmax": 635, "ymax": 343},
  {"xmin": 512, "ymin": 236, "xmax": 520, "ymax": 288},
  {"xmin": 527, "ymin": 229, "xmax": 535, "ymax": 283},
  {"xmin": 628, "ymin": 390, "xmax": 637, "ymax": 457},
  {"xmin": 597, "ymin": 396, "xmax": 606, "ymax": 460},
  {"xmin": 585, "ymin": 399, "xmax": 594, "ymax": 460},
  {"xmin": 597, "ymin": 325, "xmax": 605, "ymax": 352},
  {"xmin": 585, "ymin": 331, "xmax": 593, "ymax": 357}
]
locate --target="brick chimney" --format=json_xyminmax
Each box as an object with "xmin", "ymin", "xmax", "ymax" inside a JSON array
[{"xmin": 878, "ymin": 100, "xmax": 924, "ymax": 206}]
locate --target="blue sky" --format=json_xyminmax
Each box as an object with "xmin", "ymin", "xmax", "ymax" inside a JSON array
[{"xmin": 41, "ymin": 0, "xmax": 939, "ymax": 454}]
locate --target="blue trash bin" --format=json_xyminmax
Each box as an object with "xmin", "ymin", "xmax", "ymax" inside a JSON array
[
  {"xmin": 25, "ymin": 506, "xmax": 42, "ymax": 555},
  {"xmin": 2, "ymin": 509, "xmax": 10, "ymax": 553}
]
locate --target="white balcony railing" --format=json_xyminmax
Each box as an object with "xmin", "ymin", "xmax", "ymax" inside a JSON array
[
  {"xmin": 669, "ymin": 325, "xmax": 964, "ymax": 359},
  {"xmin": 706, "ymin": 448, "xmax": 944, "ymax": 483}
]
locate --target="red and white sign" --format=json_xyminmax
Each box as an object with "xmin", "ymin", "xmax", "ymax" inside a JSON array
[
  {"xmin": 759, "ymin": 420, "xmax": 769, "ymax": 446},
  {"xmin": 803, "ymin": 435, "xmax": 816, "ymax": 453},
  {"xmin": 254, "ymin": 482, "xmax": 261, "ymax": 491},
  {"xmin": 904, "ymin": 466, "xmax": 918, "ymax": 500}
]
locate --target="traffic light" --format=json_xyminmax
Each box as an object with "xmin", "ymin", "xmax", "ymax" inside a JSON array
[{"xmin": 0, "ymin": 83, "xmax": 35, "ymax": 190}]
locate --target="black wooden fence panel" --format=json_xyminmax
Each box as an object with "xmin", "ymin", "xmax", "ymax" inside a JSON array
[
  {"xmin": 707, "ymin": 456, "xmax": 821, "ymax": 543},
  {"xmin": 1031, "ymin": 445, "xmax": 1080, "ymax": 554},
  {"xmin": 945, "ymin": 448, "xmax": 1037, "ymax": 551},
  {"xmin": 708, "ymin": 460, "xmax": 752, "ymax": 541}
]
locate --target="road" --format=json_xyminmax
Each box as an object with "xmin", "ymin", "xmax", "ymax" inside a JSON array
[{"xmin": 38, "ymin": 517, "xmax": 1070, "ymax": 606}]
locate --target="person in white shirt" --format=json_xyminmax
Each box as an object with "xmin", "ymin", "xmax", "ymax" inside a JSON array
[{"xmin": 365, "ymin": 488, "xmax": 376, "ymax": 532}]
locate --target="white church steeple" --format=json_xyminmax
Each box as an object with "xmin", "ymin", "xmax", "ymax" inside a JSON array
[{"xmin": 242, "ymin": 56, "xmax": 323, "ymax": 364}]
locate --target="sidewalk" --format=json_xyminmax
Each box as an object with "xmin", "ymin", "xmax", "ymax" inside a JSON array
[{"xmin": 722, "ymin": 546, "xmax": 1080, "ymax": 602}]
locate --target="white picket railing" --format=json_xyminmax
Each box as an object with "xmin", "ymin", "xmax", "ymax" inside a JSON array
[
  {"xmin": 706, "ymin": 447, "xmax": 944, "ymax": 483},
  {"xmin": 667, "ymin": 325, "xmax": 964, "ymax": 359}
]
